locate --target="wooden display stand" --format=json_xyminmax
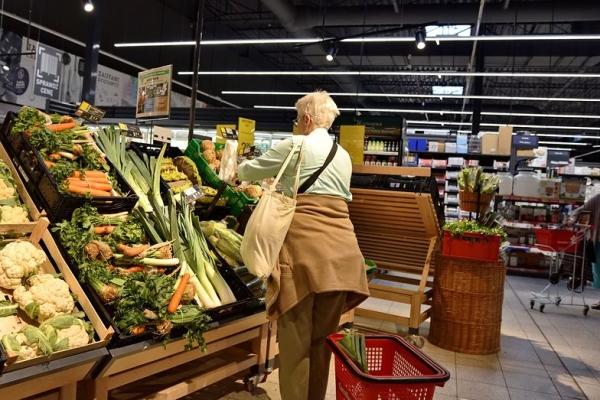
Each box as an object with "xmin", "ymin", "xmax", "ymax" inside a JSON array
[
  {"xmin": 78, "ymin": 312, "xmax": 271, "ymax": 400},
  {"xmin": 349, "ymin": 165, "xmax": 441, "ymax": 341}
]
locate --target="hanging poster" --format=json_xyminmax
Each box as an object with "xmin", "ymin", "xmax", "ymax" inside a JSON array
[
  {"xmin": 136, "ymin": 64, "xmax": 172, "ymax": 119},
  {"xmin": 237, "ymin": 117, "xmax": 255, "ymax": 156},
  {"xmin": 33, "ymin": 43, "xmax": 62, "ymax": 100}
]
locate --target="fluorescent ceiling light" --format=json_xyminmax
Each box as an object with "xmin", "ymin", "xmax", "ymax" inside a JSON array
[
  {"xmin": 537, "ymin": 134, "xmax": 600, "ymax": 139},
  {"xmin": 226, "ymin": 90, "xmax": 600, "ymax": 103},
  {"xmin": 115, "ymin": 34, "xmax": 600, "ymax": 48},
  {"xmin": 545, "ymin": 147, "xmax": 575, "ymax": 151},
  {"xmin": 254, "ymin": 105, "xmax": 600, "ymax": 120},
  {"xmin": 182, "ymin": 70, "xmax": 600, "ymax": 79},
  {"xmin": 538, "ymin": 141, "xmax": 589, "ymax": 146},
  {"xmin": 481, "ymin": 123, "xmax": 600, "ymax": 131},
  {"xmin": 407, "ymin": 120, "xmax": 471, "ymax": 126}
]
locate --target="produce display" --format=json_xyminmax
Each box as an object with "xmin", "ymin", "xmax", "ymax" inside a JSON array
[
  {"xmin": 200, "ymin": 220, "xmax": 265, "ymax": 300},
  {"xmin": 0, "ymin": 160, "xmax": 29, "ymax": 223},
  {"xmin": 10, "ymin": 106, "xmax": 126, "ymax": 199},
  {"xmin": 0, "ymin": 237, "xmax": 95, "ymax": 362}
]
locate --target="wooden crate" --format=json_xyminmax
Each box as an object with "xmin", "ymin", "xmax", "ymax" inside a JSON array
[
  {"xmin": 349, "ymin": 165, "xmax": 440, "ymax": 336},
  {"xmin": 0, "ymin": 218, "xmax": 113, "ymax": 375},
  {"xmin": 0, "ymin": 141, "xmax": 45, "ymax": 221}
]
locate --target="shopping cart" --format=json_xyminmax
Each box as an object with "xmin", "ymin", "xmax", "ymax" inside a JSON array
[
  {"xmin": 529, "ymin": 213, "xmax": 593, "ymax": 315},
  {"xmin": 326, "ymin": 333, "xmax": 450, "ymax": 400}
]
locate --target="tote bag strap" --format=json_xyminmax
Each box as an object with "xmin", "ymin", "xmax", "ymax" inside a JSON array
[{"xmin": 270, "ymin": 138, "xmax": 305, "ymax": 199}]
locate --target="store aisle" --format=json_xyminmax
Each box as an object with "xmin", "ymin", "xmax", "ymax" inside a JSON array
[{"xmin": 165, "ymin": 275, "xmax": 600, "ymax": 400}]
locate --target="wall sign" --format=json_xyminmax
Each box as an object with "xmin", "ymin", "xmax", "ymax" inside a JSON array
[{"xmin": 136, "ymin": 64, "xmax": 172, "ymax": 120}]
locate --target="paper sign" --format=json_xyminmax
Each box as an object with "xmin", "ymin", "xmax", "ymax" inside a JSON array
[
  {"xmin": 75, "ymin": 101, "xmax": 106, "ymax": 124},
  {"xmin": 118, "ymin": 123, "xmax": 142, "ymax": 139},
  {"xmin": 216, "ymin": 124, "xmax": 236, "ymax": 144},
  {"xmin": 153, "ymin": 126, "xmax": 173, "ymax": 143},
  {"xmin": 183, "ymin": 185, "xmax": 204, "ymax": 204},
  {"xmin": 339, "ymin": 125, "xmax": 365, "ymax": 165},
  {"xmin": 136, "ymin": 64, "xmax": 172, "ymax": 120},
  {"xmin": 237, "ymin": 117, "xmax": 255, "ymax": 156}
]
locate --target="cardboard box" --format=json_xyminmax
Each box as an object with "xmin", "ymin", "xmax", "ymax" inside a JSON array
[
  {"xmin": 516, "ymin": 149, "xmax": 535, "ymax": 157},
  {"xmin": 539, "ymin": 178, "xmax": 561, "ymax": 199},
  {"xmin": 438, "ymin": 142, "xmax": 446, "ymax": 152},
  {"xmin": 482, "ymin": 133, "xmax": 499, "ymax": 154},
  {"xmin": 560, "ymin": 177, "xmax": 587, "ymax": 200},
  {"xmin": 446, "ymin": 142, "xmax": 456, "ymax": 153},
  {"xmin": 428, "ymin": 141, "xmax": 439, "ymax": 152},
  {"xmin": 498, "ymin": 125, "xmax": 513, "ymax": 155},
  {"xmin": 457, "ymin": 144, "xmax": 469, "ymax": 154}
]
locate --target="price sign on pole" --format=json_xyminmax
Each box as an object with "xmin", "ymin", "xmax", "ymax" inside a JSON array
[
  {"xmin": 237, "ymin": 117, "xmax": 255, "ymax": 156},
  {"xmin": 216, "ymin": 124, "xmax": 237, "ymax": 144},
  {"xmin": 75, "ymin": 101, "xmax": 106, "ymax": 124},
  {"xmin": 118, "ymin": 123, "xmax": 143, "ymax": 139}
]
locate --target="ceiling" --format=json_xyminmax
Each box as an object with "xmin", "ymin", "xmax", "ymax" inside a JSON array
[{"xmin": 1, "ymin": 0, "xmax": 600, "ymax": 153}]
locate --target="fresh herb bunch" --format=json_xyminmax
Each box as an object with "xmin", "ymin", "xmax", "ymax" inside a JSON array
[
  {"xmin": 443, "ymin": 219, "xmax": 507, "ymax": 240},
  {"xmin": 457, "ymin": 167, "xmax": 500, "ymax": 194},
  {"xmin": 11, "ymin": 106, "xmax": 46, "ymax": 134},
  {"xmin": 114, "ymin": 272, "xmax": 211, "ymax": 350}
]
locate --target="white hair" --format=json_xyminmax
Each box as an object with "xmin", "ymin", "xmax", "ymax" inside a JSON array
[{"xmin": 295, "ymin": 90, "xmax": 340, "ymax": 129}]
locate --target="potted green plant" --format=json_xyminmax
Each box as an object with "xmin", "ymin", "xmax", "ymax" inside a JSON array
[
  {"xmin": 442, "ymin": 213, "xmax": 507, "ymax": 262},
  {"xmin": 457, "ymin": 167, "xmax": 500, "ymax": 213}
]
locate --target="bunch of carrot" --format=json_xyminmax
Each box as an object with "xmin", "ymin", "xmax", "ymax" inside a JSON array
[{"xmin": 64, "ymin": 170, "xmax": 114, "ymax": 197}]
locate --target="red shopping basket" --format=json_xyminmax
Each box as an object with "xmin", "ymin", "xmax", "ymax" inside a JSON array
[
  {"xmin": 326, "ymin": 334, "xmax": 450, "ymax": 400},
  {"xmin": 533, "ymin": 228, "xmax": 580, "ymax": 253}
]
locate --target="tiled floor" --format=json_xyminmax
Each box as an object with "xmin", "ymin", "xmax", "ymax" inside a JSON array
[{"xmin": 117, "ymin": 274, "xmax": 600, "ymax": 399}]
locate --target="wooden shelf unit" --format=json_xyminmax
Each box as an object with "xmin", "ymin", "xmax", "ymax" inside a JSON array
[{"xmin": 349, "ymin": 165, "xmax": 441, "ymax": 335}]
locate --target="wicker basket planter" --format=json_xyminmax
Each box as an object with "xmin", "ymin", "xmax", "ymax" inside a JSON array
[
  {"xmin": 459, "ymin": 190, "xmax": 494, "ymax": 213},
  {"xmin": 429, "ymin": 253, "xmax": 506, "ymax": 355}
]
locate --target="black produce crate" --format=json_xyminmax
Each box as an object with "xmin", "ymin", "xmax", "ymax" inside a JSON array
[
  {"xmin": 350, "ymin": 174, "xmax": 381, "ymax": 188},
  {"xmin": 128, "ymin": 142, "xmax": 186, "ymax": 193},
  {"xmin": 49, "ymin": 230, "xmax": 258, "ymax": 348},
  {"xmin": 5, "ymin": 131, "xmax": 138, "ymax": 223},
  {"xmin": 0, "ymin": 111, "xmax": 18, "ymax": 156}
]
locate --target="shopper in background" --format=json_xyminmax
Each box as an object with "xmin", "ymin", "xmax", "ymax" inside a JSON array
[
  {"xmin": 238, "ymin": 90, "xmax": 370, "ymax": 400},
  {"xmin": 569, "ymin": 192, "xmax": 600, "ymax": 307}
]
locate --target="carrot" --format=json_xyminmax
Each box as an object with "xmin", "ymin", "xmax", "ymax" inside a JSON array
[
  {"xmin": 44, "ymin": 160, "xmax": 56, "ymax": 168},
  {"xmin": 168, "ymin": 273, "xmax": 191, "ymax": 313},
  {"xmin": 47, "ymin": 153, "xmax": 62, "ymax": 161},
  {"xmin": 46, "ymin": 122, "xmax": 76, "ymax": 132},
  {"xmin": 69, "ymin": 175, "xmax": 109, "ymax": 183},
  {"xmin": 126, "ymin": 266, "xmax": 145, "ymax": 274},
  {"xmin": 117, "ymin": 243, "xmax": 150, "ymax": 257},
  {"xmin": 94, "ymin": 225, "xmax": 116, "ymax": 235},
  {"xmin": 106, "ymin": 264, "xmax": 115, "ymax": 272},
  {"xmin": 66, "ymin": 178, "xmax": 113, "ymax": 192},
  {"xmin": 67, "ymin": 183, "xmax": 111, "ymax": 197},
  {"xmin": 130, "ymin": 326, "xmax": 146, "ymax": 335},
  {"xmin": 71, "ymin": 170, "xmax": 108, "ymax": 179}
]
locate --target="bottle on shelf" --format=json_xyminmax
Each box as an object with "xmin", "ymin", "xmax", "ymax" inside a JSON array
[{"xmin": 497, "ymin": 170, "xmax": 513, "ymax": 196}]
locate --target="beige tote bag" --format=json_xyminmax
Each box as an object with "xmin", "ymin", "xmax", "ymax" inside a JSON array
[{"xmin": 240, "ymin": 139, "xmax": 305, "ymax": 279}]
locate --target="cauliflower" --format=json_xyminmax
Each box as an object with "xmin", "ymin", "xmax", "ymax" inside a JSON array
[
  {"xmin": 13, "ymin": 274, "xmax": 75, "ymax": 322},
  {"xmin": 0, "ymin": 241, "xmax": 47, "ymax": 289},
  {"xmin": 0, "ymin": 205, "xmax": 29, "ymax": 223},
  {"xmin": 1, "ymin": 325, "xmax": 53, "ymax": 360},
  {"xmin": 39, "ymin": 314, "xmax": 93, "ymax": 350},
  {"xmin": 0, "ymin": 178, "xmax": 15, "ymax": 200}
]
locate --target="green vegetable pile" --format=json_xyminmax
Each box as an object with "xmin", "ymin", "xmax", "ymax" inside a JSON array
[
  {"xmin": 336, "ymin": 331, "xmax": 369, "ymax": 373},
  {"xmin": 457, "ymin": 167, "xmax": 500, "ymax": 194},
  {"xmin": 443, "ymin": 219, "xmax": 507, "ymax": 240}
]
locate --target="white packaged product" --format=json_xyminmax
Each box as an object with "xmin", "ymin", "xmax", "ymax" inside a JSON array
[
  {"xmin": 513, "ymin": 170, "xmax": 540, "ymax": 198},
  {"xmin": 497, "ymin": 171, "xmax": 513, "ymax": 196}
]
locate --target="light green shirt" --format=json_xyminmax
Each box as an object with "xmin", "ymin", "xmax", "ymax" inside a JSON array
[{"xmin": 237, "ymin": 128, "xmax": 353, "ymax": 201}]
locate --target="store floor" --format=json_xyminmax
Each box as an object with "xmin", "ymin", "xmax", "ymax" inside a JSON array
[{"xmin": 120, "ymin": 274, "xmax": 600, "ymax": 400}]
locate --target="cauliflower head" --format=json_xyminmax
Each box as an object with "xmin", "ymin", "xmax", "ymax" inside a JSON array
[
  {"xmin": 0, "ymin": 178, "xmax": 15, "ymax": 200},
  {"xmin": 0, "ymin": 205, "xmax": 29, "ymax": 223},
  {"xmin": 13, "ymin": 274, "xmax": 75, "ymax": 322},
  {"xmin": 40, "ymin": 314, "xmax": 93, "ymax": 350},
  {"xmin": 0, "ymin": 241, "xmax": 47, "ymax": 289}
]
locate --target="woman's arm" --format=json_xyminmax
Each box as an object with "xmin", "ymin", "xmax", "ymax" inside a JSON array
[
  {"xmin": 238, "ymin": 138, "xmax": 294, "ymax": 181},
  {"xmin": 570, "ymin": 193, "xmax": 600, "ymax": 222}
]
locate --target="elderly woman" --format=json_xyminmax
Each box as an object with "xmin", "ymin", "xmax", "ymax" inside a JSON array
[{"xmin": 238, "ymin": 90, "xmax": 369, "ymax": 400}]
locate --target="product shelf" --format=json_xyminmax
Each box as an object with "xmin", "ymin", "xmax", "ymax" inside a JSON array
[{"xmin": 497, "ymin": 195, "xmax": 584, "ymax": 205}]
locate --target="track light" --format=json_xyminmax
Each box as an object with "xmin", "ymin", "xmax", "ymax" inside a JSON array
[
  {"xmin": 415, "ymin": 29, "xmax": 426, "ymax": 50},
  {"xmin": 83, "ymin": 0, "xmax": 94, "ymax": 12},
  {"xmin": 325, "ymin": 43, "xmax": 338, "ymax": 61}
]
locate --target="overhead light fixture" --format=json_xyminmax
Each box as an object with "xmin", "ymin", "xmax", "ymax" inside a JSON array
[
  {"xmin": 325, "ymin": 43, "xmax": 338, "ymax": 62},
  {"xmin": 225, "ymin": 90, "xmax": 600, "ymax": 103},
  {"xmin": 254, "ymin": 105, "xmax": 600, "ymax": 120},
  {"xmin": 538, "ymin": 141, "xmax": 589, "ymax": 146},
  {"xmin": 415, "ymin": 29, "xmax": 426, "ymax": 49},
  {"xmin": 2, "ymin": 65, "xmax": 8, "ymax": 71},
  {"xmin": 83, "ymin": 0, "xmax": 94, "ymax": 12},
  {"xmin": 114, "ymin": 34, "xmax": 600, "ymax": 48},
  {"xmin": 405, "ymin": 121, "xmax": 600, "ymax": 132},
  {"xmin": 184, "ymin": 70, "xmax": 600, "ymax": 79}
]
